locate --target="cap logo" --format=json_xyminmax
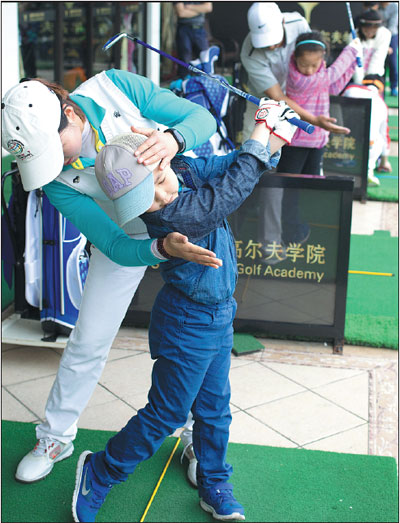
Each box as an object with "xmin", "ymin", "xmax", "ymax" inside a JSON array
[
  {"xmin": 6, "ymin": 139, "xmax": 34, "ymax": 161},
  {"xmin": 101, "ymin": 168, "xmax": 133, "ymax": 197},
  {"xmin": 7, "ymin": 139, "xmax": 24, "ymax": 155}
]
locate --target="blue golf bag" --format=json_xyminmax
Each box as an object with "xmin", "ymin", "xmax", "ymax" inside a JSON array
[
  {"xmin": 24, "ymin": 189, "xmax": 89, "ymax": 338},
  {"xmin": 170, "ymin": 47, "xmax": 235, "ymax": 158},
  {"xmin": 183, "ymin": 75, "xmax": 235, "ymax": 157}
]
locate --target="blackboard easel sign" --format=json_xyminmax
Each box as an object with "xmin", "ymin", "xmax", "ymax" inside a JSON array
[
  {"xmin": 323, "ymin": 95, "xmax": 371, "ymax": 202},
  {"xmin": 124, "ymin": 173, "xmax": 354, "ymax": 354}
]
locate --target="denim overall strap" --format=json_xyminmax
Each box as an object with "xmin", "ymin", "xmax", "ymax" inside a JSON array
[{"xmin": 171, "ymin": 157, "xmax": 197, "ymax": 190}]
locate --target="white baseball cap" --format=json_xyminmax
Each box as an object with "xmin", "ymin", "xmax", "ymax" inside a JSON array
[
  {"xmin": 95, "ymin": 133, "xmax": 159, "ymax": 227},
  {"xmin": 248, "ymin": 2, "xmax": 284, "ymax": 48},
  {"xmin": 1, "ymin": 80, "xmax": 64, "ymax": 191}
]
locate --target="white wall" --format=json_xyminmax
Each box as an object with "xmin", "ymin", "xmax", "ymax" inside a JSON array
[
  {"xmin": 2, "ymin": 2, "xmax": 20, "ymax": 158},
  {"xmin": 146, "ymin": 2, "xmax": 160, "ymax": 85},
  {"xmin": 2, "ymin": 2, "xmax": 20, "ymax": 94}
]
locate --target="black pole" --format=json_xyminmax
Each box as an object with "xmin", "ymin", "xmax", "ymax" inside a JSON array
[
  {"xmin": 85, "ymin": 3, "xmax": 94, "ymax": 79},
  {"xmin": 113, "ymin": 3, "xmax": 121, "ymax": 70},
  {"xmin": 54, "ymin": 3, "xmax": 64, "ymax": 83}
]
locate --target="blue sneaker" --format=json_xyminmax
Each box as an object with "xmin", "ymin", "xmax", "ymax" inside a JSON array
[
  {"xmin": 199, "ymin": 482, "xmax": 245, "ymax": 521},
  {"xmin": 390, "ymin": 88, "xmax": 398, "ymax": 96},
  {"xmin": 72, "ymin": 451, "xmax": 112, "ymax": 522}
]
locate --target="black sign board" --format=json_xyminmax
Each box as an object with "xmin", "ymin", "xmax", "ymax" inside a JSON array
[
  {"xmin": 323, "ymin": 96, "xmax": 371, "ymax": 201},
  {"xmin": 123, "ymin": 173, "xmax": 354, "ymax": 353}
]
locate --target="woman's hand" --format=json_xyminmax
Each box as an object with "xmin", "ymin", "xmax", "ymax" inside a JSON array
[
  {"xmin": 163, "ymin": 232, "xmax": 222, "ymax": 269},
  {"xmin": 131, "ymin": 125, "xmax": 179, "ymax": 170},
  {"xmin": 316, "ymin": 115, "xmax": 350, "ymax": 134}
]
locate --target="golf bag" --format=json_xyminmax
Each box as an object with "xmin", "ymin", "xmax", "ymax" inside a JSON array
[
  {"xmin": 223, "ymin": 62, "xmax": 247, "ymax": 147},
  {"xmin": 171, "ymin": 74, "xmax": 235, "ymax": 158},
  {"xmin": 24, "ymin": 189, "xmax": 89, "ymax": 338}
]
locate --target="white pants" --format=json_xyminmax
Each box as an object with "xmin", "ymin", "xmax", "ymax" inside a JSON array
[{"xmin": 36, "ymin": 247, "xmax": 147, "ymax": 443}]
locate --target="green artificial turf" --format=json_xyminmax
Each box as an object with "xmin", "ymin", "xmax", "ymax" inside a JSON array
[
  {"xmin": 385, "ymin": 71, "xmax": 399, "ymax": 108},
  {"xmin": 388, "ymin": 114, "xmax": 398, "ymax": 142},
  {"xmin": 385, "ymin": 94, "xmax": 399, "ymax": 108},
  {"xmin": 148, "ymin": 441, "xmax": 399, "ymax": 523},
  {"xmin": 367, "ymin": 156, "xmax": 399, "ymax": 202},
  {"xmin": 2, "ymin": 421, "xmax": 398, "ymax": 523},
  {"xmin": 1, "ymin": 421, "xmax": 177, "ymax": 523},
  {"xmin": 345, "ymin": 231, "xmax": 398, "ymax": 349},
  {"xmin": 232, "ymin": 332, "xmax": 264, "ymax": 355}
]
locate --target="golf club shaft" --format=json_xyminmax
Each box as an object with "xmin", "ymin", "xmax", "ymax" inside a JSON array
[
  {"xmin": 346, "ymin": 2, "xmax": 363, "ymax": 67},
  {"xmin": 103, "ymin": 33, "xmax": 315, "ymax": 134}
]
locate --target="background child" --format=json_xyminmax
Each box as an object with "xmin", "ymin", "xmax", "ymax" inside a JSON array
[
  {"xmin": 342, "ymin": 74, "xmax": 391, "ymax": 186},
  {"xmin": 284, "ymin": 30, "xmax": 360, "ymax": 175},
  {"xmin": 255, "ymin": 30, "xmax": 359, "ymax": 265},
  {"xmin": 71, "ymin": 99, "xmax": 298, "ymax": 523},
  {"xmin": 353, "ymin": 8, "xmax": 391, "ymax": 87}
]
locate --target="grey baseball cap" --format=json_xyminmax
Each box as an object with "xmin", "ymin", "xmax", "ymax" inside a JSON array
[{"xmin": 95, "ymin": 133, "xmax": 159, "ymax": 226}]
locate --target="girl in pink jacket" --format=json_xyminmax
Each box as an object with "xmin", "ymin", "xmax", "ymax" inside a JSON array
[{"xmin": 284, "ymin": 31, "xmax": 359, "ymax": 175}]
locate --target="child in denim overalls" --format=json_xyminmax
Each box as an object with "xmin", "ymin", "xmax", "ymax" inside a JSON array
[{"xmin": 72, "ymin": 99, "xmax": 298, "ymax": 523}]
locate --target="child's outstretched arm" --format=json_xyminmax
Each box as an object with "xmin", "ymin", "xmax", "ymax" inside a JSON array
[
  {"xmin": 328, "ymin": 40, "xmax": 359, "ymax": 94},
  {"xmin": 264, "ymin": 83, "xmax": 350, "ymax": 135},
  {"xmin": 143, "ymin": 101, "xmax": 298, "ymax": 240}
]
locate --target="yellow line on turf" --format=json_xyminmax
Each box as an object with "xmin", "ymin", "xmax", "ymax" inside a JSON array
[
  {"xmin": 139, "ymin": 436, "xmax": 182, "ymax": 522},
  {"xmin": 348, "ymin": 270, "xmax": 394, "ymax": 277}
]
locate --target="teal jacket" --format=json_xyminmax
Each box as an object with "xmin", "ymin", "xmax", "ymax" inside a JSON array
[{"xmin": 43, "ymin": 69, "xmax": 216, "ymax": 267}]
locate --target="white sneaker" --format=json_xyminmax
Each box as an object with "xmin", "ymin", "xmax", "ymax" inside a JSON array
[
  {"xmin": 180, "ymin": 429, "xmax": 198, "ymax": 487},
  {"xmin": 368, "ymin": 171, "xmax": 380, "ymax": 187},
  {"xmin": 15, "ymin": 438, "xmax": 74, "ymax": 483}
]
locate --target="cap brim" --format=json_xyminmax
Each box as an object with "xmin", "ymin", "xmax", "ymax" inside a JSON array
[
  {"xmin": 114, "ymin": 173, "xmax": 155, "ymax": 227},
  {"xmin": 16, "ymin": 132, "xmax": 64, "ymax": 191},
  {"xmin": 251, "ymin": 26, "xmax": 284, "ymax": 48}
]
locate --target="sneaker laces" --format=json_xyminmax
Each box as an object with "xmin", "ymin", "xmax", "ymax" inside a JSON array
[
  {"xmin": 32, "ymin": 438, "xmax": 59, "ymax": 457},
  {"xmin": 215, "ymin": 487, "xmax": 236, "ymax": 503},
  {"xmin": 212, "ymin": 486, "xmax": 241, "ymax": 510}
]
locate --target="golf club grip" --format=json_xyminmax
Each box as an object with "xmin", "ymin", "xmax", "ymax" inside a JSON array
[
  {"xmin": 247, "ymin": 94, "xmax": 315, "ymax": 134},
  {"xmin": 287, "ymin": 117, "xmax": 315, "ymax": 134},
  {"xmin": 349, "ymin": 27, "xmax": 363, "ymax": 67}
]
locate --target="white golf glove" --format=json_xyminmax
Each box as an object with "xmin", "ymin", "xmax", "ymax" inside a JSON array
[
  {"xmin": 271, "ymin": 106, "xmax": 300, "ymax": 144},
  {"xmin": 348, "ymin": 37, "xmax": 363, "ymax": 59},
  {"xmin": 254, "ymin": 98, "xmax": 287, "ymax": 131}
]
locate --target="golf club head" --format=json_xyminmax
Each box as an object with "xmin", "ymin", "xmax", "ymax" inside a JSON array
[{"xmin": 103, "ymin": 32, "xmax": 129, "ymax": 51}]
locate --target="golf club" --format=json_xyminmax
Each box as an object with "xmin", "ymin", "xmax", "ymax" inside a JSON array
[
  {"xmin": 103, "ymin": 32, "xmax": 315, "ymax": 134},
  {"xmin": 345, "ymin": 2, "xmax": 363, "ymax": 67}
]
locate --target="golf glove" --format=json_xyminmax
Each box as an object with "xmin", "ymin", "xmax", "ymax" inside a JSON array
[
  {"xmin": 254, "ymin": 98, "xmax": 287, "ymax": 131},
  {"xmin": 348, "ymin": 37, "xmax": 363, "ymax": 60},
  {"xmin": 271, "ymin": 106, "xmax": 300, "ymax": 144}
]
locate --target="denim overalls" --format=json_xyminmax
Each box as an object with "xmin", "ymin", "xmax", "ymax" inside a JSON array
[{"xmin": 92, "ymin": 140, "xmax": 280, "ymax": 489}]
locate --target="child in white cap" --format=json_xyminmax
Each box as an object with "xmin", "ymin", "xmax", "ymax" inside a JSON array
[{"xmin": 343, "ymin": 75, "xmax": 391, "ymax": 186}]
